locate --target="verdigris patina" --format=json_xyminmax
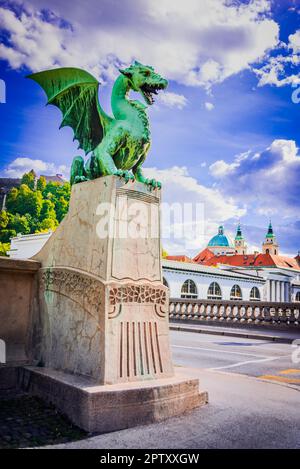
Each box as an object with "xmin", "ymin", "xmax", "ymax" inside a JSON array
[{"xmin": 28, "ymin": 61, "xmax": 168, "ymax": 188}]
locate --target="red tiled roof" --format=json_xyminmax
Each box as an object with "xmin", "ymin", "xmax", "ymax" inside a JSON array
[
  {"xmin": 193, "ymin": 251, "xmax": 300, "ymax": 270},
  {"xmin": 165, "ymin": 255, "xmax": 195, "ymax": 263},
  {"xmin": 193, "ymin": 247, "xmax": 215, "ymax": 264}
]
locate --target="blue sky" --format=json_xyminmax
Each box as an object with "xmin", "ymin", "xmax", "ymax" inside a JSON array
[{"xmin": 0, "ymin": 0, "xmax": 299, "ymax": 256}]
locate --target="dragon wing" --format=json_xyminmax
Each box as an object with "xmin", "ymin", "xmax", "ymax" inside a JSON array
[{"xmin": 28, "ymin": 67, "xmax": 113, "ymax": 155}]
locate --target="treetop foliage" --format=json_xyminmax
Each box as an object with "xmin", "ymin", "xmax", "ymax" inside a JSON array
[{"xmin": 0, "ymin": 169, "xmax": 70, "ymax": 255}]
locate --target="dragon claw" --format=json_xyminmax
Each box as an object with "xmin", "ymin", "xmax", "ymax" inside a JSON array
[
  {"xmin": 134, "ymin": 174, "xmax": 162, "ymax": 190},
  {"xmin": 114, "ymin": 169, "xmax": 134, "ymax": 183},
  {"xmin": 148, "ymin": 178, "xmax": 161, "ymax": 190},
  {"xmin": 74, "ymin": 175, "xmax": 88, "ymax": 184}
]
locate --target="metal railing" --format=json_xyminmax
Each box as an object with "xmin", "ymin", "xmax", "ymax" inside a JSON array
[{"xmin": 169, "ymin": 298, "xmax": 300, "ymax": 327}]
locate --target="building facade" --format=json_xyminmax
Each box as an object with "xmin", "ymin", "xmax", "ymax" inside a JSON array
[
  {"xmin": 162, "ymin": 259, "xmax": 265, "ymax": 301},
  {"xmin": 193, "ymin": 223, "xmax": 300, "ymax": 303}
]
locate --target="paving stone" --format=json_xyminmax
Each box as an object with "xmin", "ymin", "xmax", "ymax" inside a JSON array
[{"xmin": 0, "ymin": 394, "xmax": 87, "ymax": 448}]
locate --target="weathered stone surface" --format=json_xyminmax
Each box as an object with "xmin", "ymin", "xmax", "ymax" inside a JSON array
[
  {"xmin": 0, "ymin": 257, "xmax": 40, "ymax": 364},
  {"xmin": 20, "ymin": 367, "xmax": 208, "ymax": 433},
  {"xmin": 33, "ymin": 177, "xmax": 173, "ymax": 383},
  {"xmin": 33, "ymin": 177, "xmax": 161, "ymax": 282}
]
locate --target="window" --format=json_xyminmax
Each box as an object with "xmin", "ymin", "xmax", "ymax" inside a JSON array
[
  {"xmin": 250, "ymin": 286, "xmax": 260, "ymax": 301},
  {"xmin": 181, "ymin": 279, "xmax": 197, "ymax": 299},
  {"xmin": 163, "ymin": 277, "xmax": 169, "ymax": 288},
  {"xmin": 230, "ymin": 284, "xmax": 242, "ymax": 300},
  {"xmin": 207, "ymin": 282, "xmax": 222, "ymax": 300},
  {"xmin": 296, "ymin": 292, "xmax": 300, "ymax": 302}
]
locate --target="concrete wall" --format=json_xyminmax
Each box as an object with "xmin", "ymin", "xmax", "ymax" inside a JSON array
[{"xmin": 0, "ymin": 257, "xmax": 40, "ymax": 364}]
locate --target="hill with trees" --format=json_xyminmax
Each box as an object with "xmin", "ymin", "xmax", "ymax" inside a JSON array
[{"xmin": 0, "ymin": 170, "xmax": 70, "ymax": 256}]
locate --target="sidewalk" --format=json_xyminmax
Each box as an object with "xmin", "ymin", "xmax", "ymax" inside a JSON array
[
  {"xmin": 170, "ymin": 321, "xmax": 300, "ymax": 343},
  {"xmin": 44, "ymin": 367, "xmax": 300, "ymax": 449}
]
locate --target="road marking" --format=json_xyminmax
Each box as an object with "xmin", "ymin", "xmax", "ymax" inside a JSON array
[
  {"xmin": 279, "ymin": 369, "xmax": 300, "ymax": 375},
  {"xmin": 208, "ymin": 356, "xmax": 284, "ymax": 371},
  {"xmin": 259, "ymin": 375, "xmax": 300, "ymax": 384},
  {"xmin": 172, "ymin": 344, "xmax": 275, "ymax": 359}
]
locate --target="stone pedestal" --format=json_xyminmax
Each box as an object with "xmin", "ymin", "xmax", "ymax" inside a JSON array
[
  {"xmin": 30, "ymin": 176, "xmax": 207, "ymax": 430},
  {"xmin": 20, "ymin": 367, "xmax": 208, "ymax": 433},
  {"xmin": 33, "ymin": 176, "xmax": 173, "ymax": 384}
]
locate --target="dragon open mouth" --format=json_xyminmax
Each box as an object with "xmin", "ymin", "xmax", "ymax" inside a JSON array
[{"xmin": 140, "ymin": 83, "xmax": 165, "ymax": 105}]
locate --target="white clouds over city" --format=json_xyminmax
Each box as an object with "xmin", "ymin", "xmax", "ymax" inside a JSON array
[
  {"xmin": 144, "ymin": 165, "xmax": 246, "ymax": 254},
  {"xmin": 209, "ymin": 139, "xmax": 300, "ymax": 217}
]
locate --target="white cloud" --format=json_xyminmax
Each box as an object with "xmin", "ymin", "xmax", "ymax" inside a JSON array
[
  {"xmin": 204, "ymin": 102, "xmax": 215, "ymax": 111},
  {"xmin": 209, "ymin": 159, "xmax": 238, "ymax": 177},
  {"xmin": 209, "ymin": 139, "xmax": 300, "ymax": 217},
  {"xmin": 1, "ymin": 157, "xmax": 69, "ymax": 178},
  {"xmin": 157, "ymin": 92, "xmax": 187, "ymax": 109},
  {"xmin": 289, "ymin": 29, "xmax": 300, "ymax": 54},
  {"xmin": 144, "ymin": 165, "xmax": 245, "ymax": 254},
  {"xmin": 253, "ymin": 29, "xmax": 300, "ymax": 87},
  {"xmin": 0, "ymin": 0, "xmax": 279, "ymax": 88}
]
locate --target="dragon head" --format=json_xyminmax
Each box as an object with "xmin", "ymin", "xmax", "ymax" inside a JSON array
[{"xmin": 119, "ymin": 61, "xmax": 168, "ymax": 105}]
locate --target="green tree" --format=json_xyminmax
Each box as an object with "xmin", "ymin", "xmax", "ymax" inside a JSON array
[
  {"xmin": 13, "ymin": 184, "xmax": 43, "ymax": 218},
  {"xmin": 0, "ymin": 210, "xmax": 9, "ymax": 230},
  {"xmin": 0, "ymin": 171, "xmax": 70, "ymax": 241},
  {"xmin": 8, "ymin": 213, "xmax": 31, "ymax": 235},
  {"xmin": 0, "ymin": 242, "xmax": 10, "ymax": 257},
  {"xmin": 37, "ymin": 176, "xmax": 46, "ymax": 192},
  {"xmin": 40, "ymin": 199, "xmax": 57, "ymax": 221},
  {"xmin": 42, "ymin": 181, "xmax": 70, "ymax": 223},
  {"xmin": 36, "ymin": 218, "xmax": 58, "ymax": 232},
  {"xmin": 0, "ymin": 229, "xmax": 16, "ymax": 243},
  {"xmin": 56, "ymin": 196, "xmax": 69, "ymax": 222},
  {"xmin": 21, "ymin": 169, "xmax": 36, "ymax": 190},
  {"xmin": 5, "ymin": 187, "xmax": 19, "ymax": 212}
]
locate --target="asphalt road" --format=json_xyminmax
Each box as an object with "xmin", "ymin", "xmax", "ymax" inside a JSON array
[
  {"xmin": 48, "ymin": 330, "xmax": 300, "ymax": 449},
  {"xmin": 170, "ymin": 330, "xmax": 300, "ymax": 387}
]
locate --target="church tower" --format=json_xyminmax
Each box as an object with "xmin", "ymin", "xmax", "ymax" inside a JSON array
[
  {"xmin": 234, "ymin": 223, "xmax": 247, "ymax": 255},
  {"xmin": 262, "ymin": 221, "xmax": 279, "ymax": 255}
]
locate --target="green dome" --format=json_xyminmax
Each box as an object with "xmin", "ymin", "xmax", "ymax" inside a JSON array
[{"xmin": 208, "ymin": 226, "xmax": 233, "ymax": 248}]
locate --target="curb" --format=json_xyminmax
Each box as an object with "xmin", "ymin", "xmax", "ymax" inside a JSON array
[{"xmin": 169, "ymin": 324, "xmax": 297, "ymax": 344}]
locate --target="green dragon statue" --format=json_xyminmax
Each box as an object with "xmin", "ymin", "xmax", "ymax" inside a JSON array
[{"xmin": 28, "ymin": 61, "xmax": 168, "ymax": 188}]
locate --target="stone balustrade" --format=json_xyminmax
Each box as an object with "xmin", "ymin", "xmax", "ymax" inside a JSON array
[{"xmin": 169, "ymin": 298, "xmax": 300, "ymax": 327}]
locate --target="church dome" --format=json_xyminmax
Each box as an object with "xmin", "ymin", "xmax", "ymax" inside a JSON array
[{"xmin": 208, "ymin": 226, "xmax": 233, "ymax": 247}]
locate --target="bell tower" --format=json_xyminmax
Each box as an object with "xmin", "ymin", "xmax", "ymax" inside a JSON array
[
  {"xmin": 262, "ymin": 221, "xmax": 279, "ymax": 255},
  {"xmin": 234, "ymin": 223, "xmax": 247, "ymax": 255}
]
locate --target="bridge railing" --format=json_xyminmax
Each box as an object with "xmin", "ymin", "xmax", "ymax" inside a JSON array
[{"xmin": 169, "ymin": 298, "xmax": 300, "ymax": 327}]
